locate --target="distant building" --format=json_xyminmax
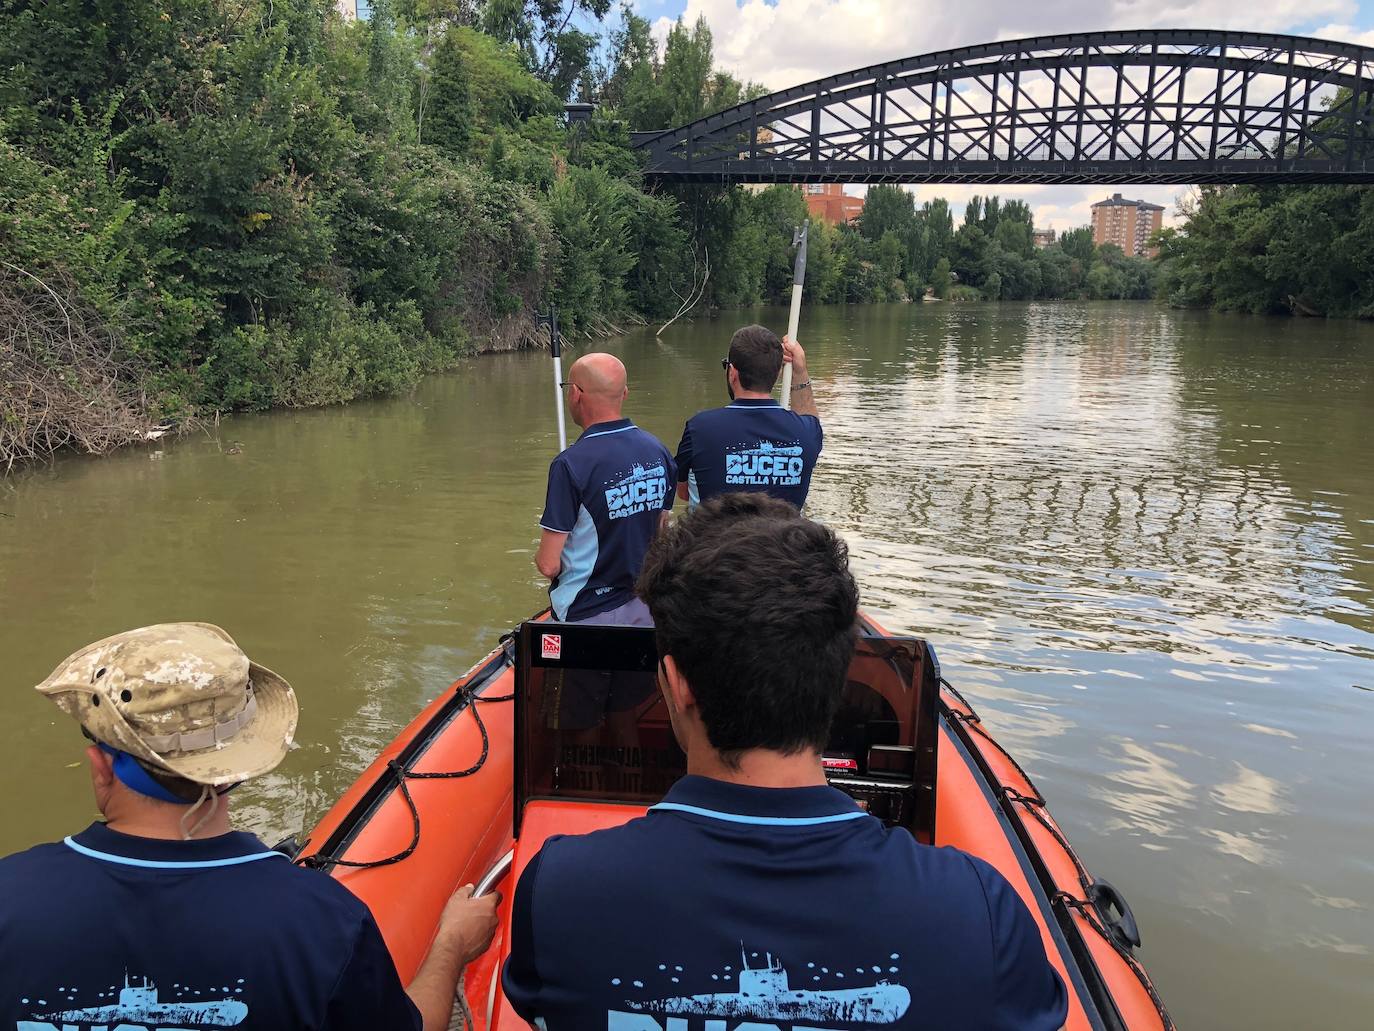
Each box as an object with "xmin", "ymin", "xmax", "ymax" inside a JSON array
[
  {"xmin": 1091, "ymin": 193, "xmax": 1165, "ymax": 257},
  {"xmin": 799, "ymin": 183, "xmax": 865, "ymax": 225},
  {"xmin": 335, "ymin": 1, "xmax": 357, "ymax": 19},
  {"xmin": 1032, "ymin": 228, "xmax": 1057, "ymax": 249}
]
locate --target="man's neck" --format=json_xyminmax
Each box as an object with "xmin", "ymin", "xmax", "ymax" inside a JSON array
[
  {"xmin": 687, "ymin": 747, "xmax": 827, "ymax": 788},
  {"xmin": 578, "ymin": 408, "xmax": 625, "ymax": 430},
  {"xmin": 103, "ymin": 794, "xmax": 235, "ymax": 840},
  {"xmin": 730, "ymin": 390, "xmax": 775, "ymax": 402}
]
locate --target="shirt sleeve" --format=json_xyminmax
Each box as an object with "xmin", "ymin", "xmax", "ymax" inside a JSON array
[
  {"xmin": 973, "ymin": 859, "xmax": 1068, "ymax": 1031},
  {"xmin": 662, "ymin": 450, "xmax": 678, "ymax": 511},
  {"xmin": 324, "ymin": 912, "xmax": 423, "ymax": 1031},
  {"xmin": 540, "ymin": 456, "xmax": 579, "ymax": 533},
  {"xmin": 802, "ymin": 413, "xmax": 823, "ymax": 455},
  {"xmin": 501, "ymin": 848, "xmax": 548, "ymax": 1024},
  {"xmin": 673, "ymin": 421, "xmax": 693, "ymax": 483}
]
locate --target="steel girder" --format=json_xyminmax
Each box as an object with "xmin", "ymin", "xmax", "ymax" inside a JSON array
[{"xmin": 631, "ymin": 30, "xmax": 1374, "ymax": 184}]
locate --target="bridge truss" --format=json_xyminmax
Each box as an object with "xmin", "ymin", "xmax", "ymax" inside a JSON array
[{"xmin": 632, "ymin": 30, "xmax": 1374, "ymax": 184}]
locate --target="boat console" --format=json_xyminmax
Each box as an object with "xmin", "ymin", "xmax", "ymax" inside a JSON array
[{"xmin": 512, "ymin": 623, "xmax": 939, "ymax": 842}]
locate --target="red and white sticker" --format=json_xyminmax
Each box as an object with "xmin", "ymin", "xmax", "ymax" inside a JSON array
[
  {"xmin": 541, "ymin": 634, "xmax": 562, "ymax": 660},
  {"xmin": 822, "ymin": 756, "xmax": 859, "ymax": 772}
]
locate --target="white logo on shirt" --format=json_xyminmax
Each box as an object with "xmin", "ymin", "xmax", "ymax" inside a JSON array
[
  {"xmin": 724, "ymin": 441, "xmax": 805, "ymax": 487},
  {"xmin": 605, "ymin": 464, "xmax": 669, "ymax": 521}
]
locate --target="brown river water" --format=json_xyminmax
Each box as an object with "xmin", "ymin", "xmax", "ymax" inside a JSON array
[{"xmin": 2, "ymin": 302, "xmax": 1372, "ymax": 1028}]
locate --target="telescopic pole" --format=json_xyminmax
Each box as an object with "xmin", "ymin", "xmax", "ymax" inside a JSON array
[
  {"xmin": 545, "ymin": 306, "xmax": 568, "ymax": 451},
  {"xmin": 781, "ymin": 220, "xmax": 809, "ymax": 411}
]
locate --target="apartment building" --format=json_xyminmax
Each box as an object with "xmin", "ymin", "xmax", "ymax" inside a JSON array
[{"xmin": 1090, "ymin": 193, "xmax": 1165, "ymax": 257}]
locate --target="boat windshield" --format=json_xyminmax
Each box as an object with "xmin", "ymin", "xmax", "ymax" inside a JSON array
[{"xmin": 513, "ymin": 623, "xmax": 938, "ymax": 842}]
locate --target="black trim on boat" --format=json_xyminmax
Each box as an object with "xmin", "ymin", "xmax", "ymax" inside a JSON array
[{"xmin": 298, "ymin": 643, "xmax": 514, "ymax": 873}]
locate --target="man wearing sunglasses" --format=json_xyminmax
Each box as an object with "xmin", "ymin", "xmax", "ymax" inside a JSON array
[
  {"xmin": 536, "ymin": 353, "xmax": 676, "ymax": 740},
  {"xmin": 536, "ymin": 353, "xmax": 675, "ymax": 630},
  {"xmin": 675, "ymin": 325, "xmax": 822, "ymax": 511}
]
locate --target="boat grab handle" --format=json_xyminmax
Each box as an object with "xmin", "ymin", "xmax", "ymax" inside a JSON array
[
  {"xmin": 1086, "ymin": 878, "xmax": 1142, "ymax": 951},
  {"xmin": 475, "ymin": 849, "xmax": 515, "ymax": 898}
]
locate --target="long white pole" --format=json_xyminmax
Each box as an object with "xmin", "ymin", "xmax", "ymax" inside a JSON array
[
  {"xmin": 781, "ymin": 220, "xmax": 810, "ymax": 411},
  {"xmin": 549, "ymin": 307, "xmax": 568, "ymax": 451}
]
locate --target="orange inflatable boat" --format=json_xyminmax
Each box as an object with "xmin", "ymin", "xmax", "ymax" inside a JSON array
[{"xmin": 297, "ymin": 614, "xmax": 1174, "ymax": 1030}]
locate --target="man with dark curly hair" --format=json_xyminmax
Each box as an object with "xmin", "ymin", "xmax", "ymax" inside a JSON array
[{"xmin": 503, "ymin": 493, "xmax": 1067, "ymax": 1031}]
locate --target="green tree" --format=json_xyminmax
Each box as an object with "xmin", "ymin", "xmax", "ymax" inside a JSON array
[
  {"xmin": 950, "ymin": 223, "xmax": 989, "ymax": 286},
  {"xmin": 660, "ymin": 17, "xmax": 719, "ymax": 125},
  {"xmin": 603, "ymin": 6, "xmax": 666, "ymax": 130},
  {"xmin": 1059, "ymin": 226, "xmax": 1095, "ymax": 264},
  {"xmin": 1157, "ymin": 184, "xmax": 1374, "ymax": 317},
  {"xmin": 875, "ymin": 230, "xmax": 906, "ymax": 299},
  {"xmin": 859, "ymin": 185, "xmax": 915, "ymax": 242},
  {"xmin": 931, "ymin": 257, "xmax": 952, "ymax": 299},
  {"xmin": 480, "ymin": 0, "xmax": 614, "ymax": 99},
  {"xmin": 423, "ymin": 28, "xmax": 475, "ymax": 154}
]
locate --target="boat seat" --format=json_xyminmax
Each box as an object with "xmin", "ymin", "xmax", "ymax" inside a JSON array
[{"xmin": 491, "ymin": 800, "xmax": 645, "ymax": 1030}]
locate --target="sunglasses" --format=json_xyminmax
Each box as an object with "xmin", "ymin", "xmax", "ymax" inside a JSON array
[{"xmin": 720, "ymin": 358, "xmax": 731, "ymax": 371}]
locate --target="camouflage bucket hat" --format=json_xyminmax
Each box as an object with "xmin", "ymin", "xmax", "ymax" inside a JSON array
[{"xmin": 36, "ymin": 623, "xmax": 298, "ymax": 787}]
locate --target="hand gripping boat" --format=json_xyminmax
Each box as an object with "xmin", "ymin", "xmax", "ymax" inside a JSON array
[{"xmin": 296, "ymin": 614, "xmax": 1175, "ymax": 1030}]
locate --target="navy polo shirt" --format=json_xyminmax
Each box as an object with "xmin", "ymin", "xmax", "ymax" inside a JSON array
[
  {"xmin": 541, "ymin": 419, "xmax": 676, "ymax": 621},
  {"xmin": 503, "ymin": 776, "xmax": 1067, "ymax": 1030},
  {"xmin": 675, "ymin": 399, "xmax": 823, "ymax": 510},
  {"xmin": 0, "ymin": 822, "xmax": 420, "ymax": 1031}
]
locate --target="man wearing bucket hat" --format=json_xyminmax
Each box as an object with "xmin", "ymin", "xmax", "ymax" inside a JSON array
[{"xmin": 0, "ymin": 623, "xmax": 497, "ymax": 1031}]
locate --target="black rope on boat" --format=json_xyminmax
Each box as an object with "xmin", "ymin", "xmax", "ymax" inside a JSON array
[
  {"xmin": 300, "ymin": 692, "xmax": 514, "ymax": 871},
  {"xmin": 945, "ymin": 706, "xmax": 1047, "ymax": 802},
  {"xmin": 1053, "ymin": 892, "xmax": 1179, "ymax": 1031},
  {"xmin": 938, "ymin": 675, "xmax": 977, "ymax": 713},
  {"xmin": 1002, "ymin": 786, "xmax": 1094, "ymax": 889}
]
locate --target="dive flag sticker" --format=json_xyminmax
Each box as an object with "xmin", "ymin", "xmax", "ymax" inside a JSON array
[{"xmin": 541, "ymin": 634, "xmax": 562, "ymax": 660}]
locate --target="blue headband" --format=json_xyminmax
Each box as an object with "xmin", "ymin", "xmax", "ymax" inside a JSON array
[{"xmin": 97, "ymin": 744, "xmax": 196, "ymax": 805}]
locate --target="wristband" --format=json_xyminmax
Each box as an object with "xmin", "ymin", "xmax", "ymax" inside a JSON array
[{"xmin": 791, "ymin": 380, "xmax": 811, "ymax": 391}]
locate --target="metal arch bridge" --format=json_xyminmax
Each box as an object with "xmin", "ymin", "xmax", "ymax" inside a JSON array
[{"xmin": 630, "ymin": 30, "xmax": 1374, "ymax": 184}]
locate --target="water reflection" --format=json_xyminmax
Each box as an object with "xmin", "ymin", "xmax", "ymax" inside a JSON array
[
  {"xmin": 1211, "ymin": 762, "xmax": 1290, "ymax": 817},
  {"xmin": 1093, "ymin": 739, "xmax": 1197, "ymax": 842}
]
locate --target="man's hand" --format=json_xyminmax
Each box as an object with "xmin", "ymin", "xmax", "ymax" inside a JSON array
[
  {"xmin": 406, "ymin": 884, "xmax": 502, "ymax": 1030},
  {"xmin": 781, "ymin": 335, "xmax": 808, "ymax": 377},
  {"xmin": 436, "ymin": 884, "xmax": 500, "ymax": 965},
  {"xmin": 781, "ymin": 336, "xmax": 818, "ymax": 418},
  {"xmin": 535, "ymin": 529, "xmax": 569, "ymax": 581}
]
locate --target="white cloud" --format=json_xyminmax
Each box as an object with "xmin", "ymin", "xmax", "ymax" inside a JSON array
[
  {"xmin": 658, "ymin": 0, "xmax": 1364, "ymax": 93},
  {"xmin": 1311, "ymin": 22, "xmax": 1374, "ymax": 46}
]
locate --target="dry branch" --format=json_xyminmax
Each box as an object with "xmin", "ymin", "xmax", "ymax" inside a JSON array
[{"xmin": 0, "ymin": 263, "xmax": 155, "ymax": 470}]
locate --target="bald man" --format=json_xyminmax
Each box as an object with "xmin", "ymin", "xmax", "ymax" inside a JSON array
[
  {"xmin": 536, "ymin": 353, "xmax": 676, "ymax": 626},
  {"xmin": 535, "ymin": 355, "xmax": 675, "ymax": 737}
]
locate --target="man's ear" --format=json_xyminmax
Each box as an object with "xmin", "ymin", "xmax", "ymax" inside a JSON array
[
  {"xmin": 87, "ymin": 744, "xmax": 114, "ymax": 785},
  {"xmin": 87, "ymin": 743, "xmax": 116, "ymax": 796},
  {"xmin": 659, "ymin": 654, "xmax": 696, "ymax": 715}
]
